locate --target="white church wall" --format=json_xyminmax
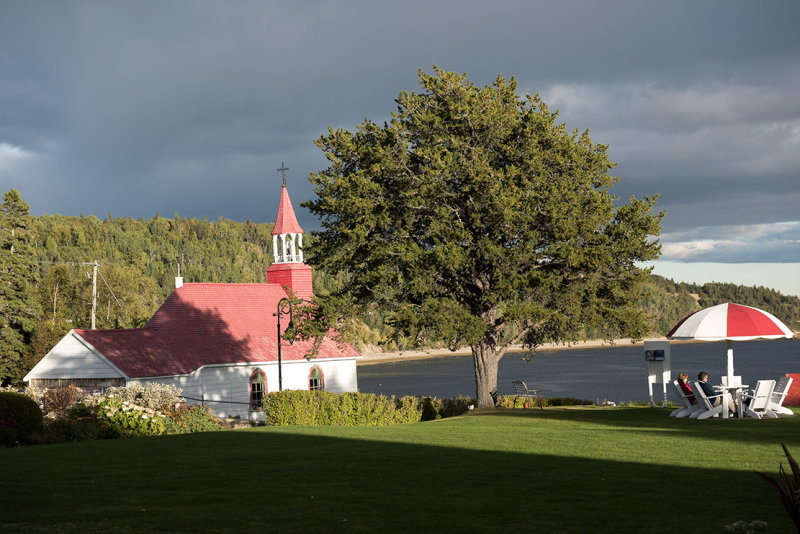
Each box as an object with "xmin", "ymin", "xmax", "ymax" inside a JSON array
[
  {"xmin": 24, "ymin": 331, "xmax": 125, "ymax": 381},
  {"xmin": 139, "ymin": 359, "xmax": 361, "ymax": 420},
  {"xmin": 200, "ymin": 365, "xmax": 253, "ymax": 419},
  {"xmin": 276, "ymin": 359, "xmax": 359, "ymax": 393},
  {"xmin": 82, "ymin": 358, "xmax": 358, "ymax": 420},
  {"xmin": 129, "ymin": 371, "xmax": 204, "ymax": 405},
  {"xmin": 323, "ymin": 359, "xmax": 359, "ymax": 392}
]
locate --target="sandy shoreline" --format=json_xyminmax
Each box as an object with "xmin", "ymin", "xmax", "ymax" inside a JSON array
[{"xmin": 356, "ymin": 337, "xmax": 694, "ymax": 365}]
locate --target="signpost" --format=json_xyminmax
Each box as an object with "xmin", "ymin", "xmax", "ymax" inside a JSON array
[{"xmin": 644, "ymin": 341, "xmax": 671, "ymax": 407}]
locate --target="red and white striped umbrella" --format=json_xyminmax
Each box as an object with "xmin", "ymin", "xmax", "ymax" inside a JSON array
[{"xmin": 667, "ymin": 302, "xmax": 794, "ymax": 381}]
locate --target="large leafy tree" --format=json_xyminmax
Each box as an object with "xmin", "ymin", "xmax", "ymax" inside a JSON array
[
  {"xmin": 0, "ymin": 189, "xmax": 41, "ymax": 385},
  {"xmin": 303, "ymin": 67, "xmax": 663, "ymax": 407}
]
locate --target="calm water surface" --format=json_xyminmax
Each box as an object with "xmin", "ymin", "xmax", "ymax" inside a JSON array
[{"xmin": 357, "ymin": 338, "xmax": 799, "ymax": 403}]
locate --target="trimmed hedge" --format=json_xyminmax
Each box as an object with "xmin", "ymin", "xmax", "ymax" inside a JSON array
[
  {"xmin": 163, "ymin": 406, "xmax": 222, "ymax": 434},
  {"xmin": 496, "ymin": 395, "xmax": 593, "ymax": 408},
  {"xmin": 0, "ymin": 392, "xmax": 45, "ymax": 447},
  {"xmin": 261, "ymin": 391, "xmax": 473, "ymax": 426}
]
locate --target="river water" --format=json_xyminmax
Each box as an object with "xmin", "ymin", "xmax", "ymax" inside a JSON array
[{"xmin": 357, "ymin": 338, "xmax": 799, "ymax": 404}]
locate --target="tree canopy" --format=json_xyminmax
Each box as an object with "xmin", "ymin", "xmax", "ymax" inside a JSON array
[
  {"xmin": 0, "ymin": 189, "xmax": 41, "ymax": 385},
  {"xmin": 304, "ymin": 67, "xmax": 664, "ymax": 406}
]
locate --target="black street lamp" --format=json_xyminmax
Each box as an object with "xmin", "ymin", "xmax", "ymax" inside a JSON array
[{"xmin": 276, "ymin": 297, "xmax": 294, "ymax": 391}]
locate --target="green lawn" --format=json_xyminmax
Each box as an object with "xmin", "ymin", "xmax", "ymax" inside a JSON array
[{"xmin": 2, "ymin": 407, "xmax": 798, "ymax": 533}]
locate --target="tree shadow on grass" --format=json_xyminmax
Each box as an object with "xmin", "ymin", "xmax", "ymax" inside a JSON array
[{"xmin": 0, "ymin": 429, "xmax": 793, "ymax": 533}]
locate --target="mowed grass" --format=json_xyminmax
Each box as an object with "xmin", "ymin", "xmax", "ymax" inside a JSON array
[{"xmin": 2, "ymin": 407, "xmax": 799, "ymax": 533}]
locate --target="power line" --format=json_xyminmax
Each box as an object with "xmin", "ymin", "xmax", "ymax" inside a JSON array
[
  {"xmin": 37, "ymin": 260, "xmax": 127, "ymax": 327},
  {"xmin": 96, "ymin": 268, "xmax": 126, "ymax": 318}
]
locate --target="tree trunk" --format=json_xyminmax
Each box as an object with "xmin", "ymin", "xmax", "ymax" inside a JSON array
[{"xmin": 472, "ymin": 343, "xmax": 500, "ymax": 407}]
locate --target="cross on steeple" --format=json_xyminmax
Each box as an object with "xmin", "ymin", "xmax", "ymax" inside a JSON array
[{"xmin": 277, "ymin": 161, "xmax": 289, "ymax": 186}]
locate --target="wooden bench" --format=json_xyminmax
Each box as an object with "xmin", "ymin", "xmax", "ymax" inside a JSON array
[{"xmin": 512, "ymin": 380, "xmax": 543, "ymax": 410}]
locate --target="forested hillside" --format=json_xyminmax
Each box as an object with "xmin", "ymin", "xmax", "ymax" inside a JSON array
[
  {"xmin": 2, "ymin": 189, "xmax": 799, "ymax": 385},
  {"xmin": 646, "ymin": 276, "xmax": 800, "ymax": 334}
]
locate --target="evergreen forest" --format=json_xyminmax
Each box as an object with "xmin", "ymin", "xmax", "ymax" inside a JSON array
[{"xmin": 2, "ymin": 189, "xmax": 799, "ymax": 386}]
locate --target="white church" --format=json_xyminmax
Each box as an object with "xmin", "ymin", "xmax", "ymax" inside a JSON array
[{"xmin": 24, "ymin": 182, "xmax": 361, "ymax": 419}]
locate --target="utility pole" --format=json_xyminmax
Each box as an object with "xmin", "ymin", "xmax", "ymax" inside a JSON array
[
  {"xmin": 91, "ymin": 261, "xmax": 98, "ymax": 329},
  {"xmin": 82, "ymin": 261, "xmax": 99, "ymax": 329}
]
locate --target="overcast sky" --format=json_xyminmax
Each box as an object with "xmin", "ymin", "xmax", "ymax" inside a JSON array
[{"xmin": 1, "ymin": 1, "xmax": 799, "ymax": 296}]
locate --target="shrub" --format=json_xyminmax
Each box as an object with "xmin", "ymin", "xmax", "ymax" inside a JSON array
[
  {"xmin": 262, "ymin": 390, "xmax": 419, "ymax": 426},
  {"xmin": 46, "ymin": 404, "xmax": 111, "ymax": 442},
  {"xmin": 163, "ymin": 406, "xmax": 222, "ymax": 434},
  {"xmin": 497, "ymin": 395, "xmax": 548, "ymax": 409},
  {"xmin": 23, "ymin": 385, "xmax": 46, "ymax": 407},
  {"xmin": 344, "ymin": 391, "xmax": 397, "ymax": 426},
  {"xmin": 0, "ymin": 417, "xmax": 20, "ymax": 447},
  {"xmin": 105, "ymin": 383, "xmax": 182, "ymax": 412},
  {"xmin": 393, "ymin": 396, "xmax": 424, "ymax": 424},
  {"xmin": 96, "ymin": 397, "xmax": 167, "ymax": 438},
  {"xmin": 439, "ymin": 396, "xmax": 474, "ymax": 418},
  {"xmin": 263, "ymin": 391, "xmax": 322, "ymax": 426},
  {"xmin": 0, "ymin": 392, "xmax": 45, "ymax": 447},
  {"xmin": 42, "ymin": 385, "xmax": 84, "ymax": 419},
  {"xmin": 421, "ymin": 397, "xmax": 440, "ymax": 421},
  {"xmin": 418, "ymin": 396, "xmax": 475, "ymax": 419},
  {"xmin": 262, "ymin": 391, "xmax": 469, "ymax": 426},
  {"xmin": 498, "ymin": 395, "xmax": 597, "ymax": 408}
]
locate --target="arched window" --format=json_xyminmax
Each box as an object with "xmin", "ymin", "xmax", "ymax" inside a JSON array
[
  {"xmin": 250, "ymin": 368, "xmax": 267, "ymax": 410},
  {"xmin": 309, "ymin": 365, "xmax": 325, "ymax": 391}
]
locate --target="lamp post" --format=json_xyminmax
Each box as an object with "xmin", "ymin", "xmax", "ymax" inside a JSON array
[{"xmin": 276, "ymin": 297, "xmax": 294, "ymax": 391}]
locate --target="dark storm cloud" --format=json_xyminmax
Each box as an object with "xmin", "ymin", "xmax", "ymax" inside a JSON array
[{"xmin": 1, "ymin": 0, "xmax": 798, "ymax": 262}]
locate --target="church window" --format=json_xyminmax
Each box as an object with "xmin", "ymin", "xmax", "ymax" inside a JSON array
[
  {"xmin": 250, "ymin": 368, "xmax": 267, "ymax": 410},
  {"xmin": 309, "ymin": 365, "xmax": 325, "ymax": 391}
]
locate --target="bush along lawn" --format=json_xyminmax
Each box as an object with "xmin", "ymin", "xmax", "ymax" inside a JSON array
[
  {"xmin": 0, "ymin": 383, "xmax": 681, "ymax": 448},
  {"xmin": 0, "ymin": 383, "xmax": 221, "ymax": 446},
  {"xmin": 1, "ymin": 406, "xmax": 799, "ymax": 533},
  {"xmin": 2, "ymin": 386, "xmax": 482, "ymax": 446}
]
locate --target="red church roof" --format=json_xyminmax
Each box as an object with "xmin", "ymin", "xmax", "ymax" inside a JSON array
[
  {"xmin": 75, "ymin": 283, "xmax": 359, "ymax": 378},
  {"xmin": 272, "ymin": 186, "xmax": 304, "ymax": 235}
]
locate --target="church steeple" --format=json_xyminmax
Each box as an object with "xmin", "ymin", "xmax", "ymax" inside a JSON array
[
  {"xmin": 272, "ymin": 184, "xmax": 304, "ymax": 264},
  {"xmin": 266, "ymin": 164, "xmax": 314, "ymax": 299}
]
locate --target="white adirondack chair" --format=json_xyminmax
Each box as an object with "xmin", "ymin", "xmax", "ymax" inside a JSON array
[
  {"xmin": 691, "ymin": 381, "xmax": 725, "ymax": 420},
  {"xmin": 744, "ymin": 380, "xmax": 777, "ymax": 419},
  {"xmin": 767, "ymin": 376, "xmax": 794, "ymax": 416},
  {"xmin": 670, "ymin": 380, "xmax": 702, "ymax": 418}
]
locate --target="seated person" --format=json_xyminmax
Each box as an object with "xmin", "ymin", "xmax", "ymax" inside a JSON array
[
  {"xmin": 677, "ymin": 372, "xmax": 695, "ymax": 404},
  {"xmin": 697, "ymin": 371, "xmax": 736, "ymax": 413}
]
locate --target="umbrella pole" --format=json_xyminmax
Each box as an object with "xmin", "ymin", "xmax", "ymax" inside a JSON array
[{"xmin": 726, "ymin": 339, "xmax": 734, "ymax": 383}]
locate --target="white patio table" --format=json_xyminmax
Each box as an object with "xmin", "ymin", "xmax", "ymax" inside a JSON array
[{"xmin": 716, "ymin": 384, "xmax": 749, "ymax": 419}]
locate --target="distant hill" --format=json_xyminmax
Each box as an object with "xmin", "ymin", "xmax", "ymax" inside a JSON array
[
  {"xmin": 645, "ymin": 275, "xmax": 800, "ymax": 335},
  {"xmin": 6, "ymin": 210, "xmax": 800, "ymax": 383}
]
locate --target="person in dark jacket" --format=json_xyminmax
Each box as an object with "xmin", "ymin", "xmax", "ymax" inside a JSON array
[{"xmin": 698, "ymin": 371, "xmax": 736, "ymax": 413}]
